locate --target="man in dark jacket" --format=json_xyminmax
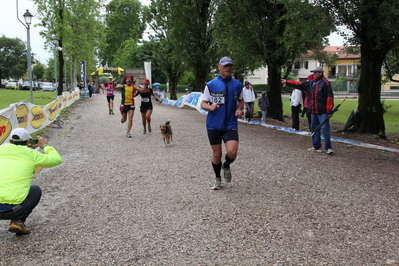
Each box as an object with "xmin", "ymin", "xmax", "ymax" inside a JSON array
[
  {"xmin": 281, "ymin": 66, "xmax": 334, "ymax": 155},
  {"xmin": 258, "ymin": 91, "xmax": 269, "ymax": 123}
]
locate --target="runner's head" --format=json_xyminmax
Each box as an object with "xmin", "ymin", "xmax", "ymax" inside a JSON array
[
  {"xmin": 143, "ymin": 79, "xmax": 150, "ymax": 87},
  {"xmin": 125, "ymin": 75, "xmax": 133, "ymax": 85},
  {"xmin": 218, "ymin": 56, "xmax": 234, "ymax": 79}
]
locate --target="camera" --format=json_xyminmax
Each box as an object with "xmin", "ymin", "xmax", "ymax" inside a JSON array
[{"xmin": 29, "ymin": 138, "xmax": 39, "ymax": 145}]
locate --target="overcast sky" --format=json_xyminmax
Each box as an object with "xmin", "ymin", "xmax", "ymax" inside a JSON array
[{"xmin": 1, "ymin": 0, "xmax": 344, "ymax": 64}]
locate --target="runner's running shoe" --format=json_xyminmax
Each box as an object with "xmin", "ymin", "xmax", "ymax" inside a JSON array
[
  {"xmin": 211, "ymin": 177, "xmax": 221, "ymax": 190},
  {"xmin": 223, "ymin": 165, "xmax": 232, "ymax": 183}
]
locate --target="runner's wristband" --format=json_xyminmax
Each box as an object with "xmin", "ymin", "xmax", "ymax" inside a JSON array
[{"xmin": 41, "ymin": 144, "xmax": 49, "ymax": 149}]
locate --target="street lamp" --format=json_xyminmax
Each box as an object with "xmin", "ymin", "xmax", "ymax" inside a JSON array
[
  {"xmin": 24, "ymin": 10, "xmax": 33, "ymax": 104},
  {"xmin": 17, "ymin": 7, "xmax": 34, "ymax": 103}
]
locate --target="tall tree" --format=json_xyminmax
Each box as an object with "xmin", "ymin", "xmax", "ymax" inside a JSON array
[
  {"xmin": 64, "ymin": 0, "xmax": 105, "ymax": 88},
  {"xmin": 45, "ymin": 57, "xmax": 55, "ymax": 81},
  {"xmin": 322, "ymin": 0, "xmax": 399, "ymax": 137},
  {"xmin": 100, "ymin": 0, "xmax": 145, "ymax": 66},
  {"xmin": 113, "ymin": 40, "xmax": 167, "ymax": 83},
  {"xmin": 148, "ymin": 0, "xmax": 217, "ymax": 93},
  {"xmin": 383, "ymin": 47, "xmax": 399, "ymax": 83},
  {"xmin": 35, "ymin": 0, "xmax": 66, "ymax": 95},
  {"xmin": 34, "ymin": 0, "xmax": 104, "ymax": 94},
  {"xmin": 215, "ymin": 0, "xmax": 333, "ymax": 120},
  {"xmin": 0, "ymin": 35, "xmax": 28, "ymax": 84},
  {"xmin": 33, "ymin": 63, "xmax": 46, "ymax": 80},
  {"xmin": 154, "ymin": 39, "xmax": 185, "ymax": 100}
]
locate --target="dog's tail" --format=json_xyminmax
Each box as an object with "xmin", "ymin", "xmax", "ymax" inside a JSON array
[{"xmin": 165, "ymin": 119, "xmax": 171, "ymax": 125}]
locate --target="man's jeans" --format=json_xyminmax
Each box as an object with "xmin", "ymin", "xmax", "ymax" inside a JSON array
[
  {"xmin": 261, "ymin": 109, "xmax": 267, "ymax": 123},
  {"xmin": 245, "ymin": 102, "xmax": 254, "ymax": 122},
  {"xmin": 0, "ymin": 185, "xmax": 42, "ymax": 222},
  {"xmin": 310, "ymin": 113, "xmax": 332, "ymax": 150}
]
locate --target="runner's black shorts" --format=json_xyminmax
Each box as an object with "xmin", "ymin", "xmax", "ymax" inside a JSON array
[
  {"xmin": 121, "ymin": 105, "xmax": 135, "ymax": 113},
  {"xmin": 140, "ymin": 104, "xmax": 153, "ymax": 113},
  {"xmin": 207, "ymin": 129, "xmax": 239, "ymax": 145},
  {"xmin": 107, "ymin": 95, "xmax": 114, "ymax": 102}
]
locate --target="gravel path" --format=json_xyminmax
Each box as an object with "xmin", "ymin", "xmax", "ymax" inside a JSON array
[{"xmin": 1, "ymin": 93, "xmax": 399, "ymax": 265}]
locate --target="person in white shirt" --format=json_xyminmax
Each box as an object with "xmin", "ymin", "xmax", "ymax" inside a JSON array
[
  {"xmin": 242, "ymin": 81, "xmax": 256, "ymax": 123},
  {"xmin": 290, "ymin": 88, "xmax": 303, "ymax": 130}
]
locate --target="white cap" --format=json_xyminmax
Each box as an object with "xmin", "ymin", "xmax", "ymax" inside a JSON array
[{"xmin": 9, "ymin": 128, "xmax": 32, "ymax": 141}]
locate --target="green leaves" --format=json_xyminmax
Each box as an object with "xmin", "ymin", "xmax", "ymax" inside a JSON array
[
  {"xmin": 101, "ymin": 0, "xmax": 146, "ymax": 66},
  {"xmin": 0, "ymin": 35, "xmax": 28, "ymax": 80}
]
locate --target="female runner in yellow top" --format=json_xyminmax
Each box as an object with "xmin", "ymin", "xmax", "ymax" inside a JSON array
[{"xmin": 114, "ymin": 75, "xmax": 145, "ymax": 138}]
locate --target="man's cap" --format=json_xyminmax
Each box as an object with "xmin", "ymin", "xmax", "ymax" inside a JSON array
[
  {"xmin": 262, "ymin": 91, "xmax": 266, "ymax": 95},
  {"xmin": 109, "ymin": 77, "xmax": 113, "ymax": 79},
  {"xmin": 244, "ymin": 81, "xmax": 250, "ymax": 85},
  {"xmin": 310, "ymin": 66, "xmax": 324, "ymax": 72},
  {"xmin": 219, "ymin": 56, "xmax": 234, "ymax": 66},
  {"xmin": 9, "ymin": 128, "xmax": 32, "ymax": 141}
]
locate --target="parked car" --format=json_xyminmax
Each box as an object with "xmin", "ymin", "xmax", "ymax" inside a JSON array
[
  {"xmin": 38, "ymin": 82, "xmax": 44, "ymax": 90},
  {"xmin": 21, "ymin": 81, "xmax": 36, "ymax": 91},
  {"xmin": 35, "ymin": 82, "xmax": 41, "ymax": 91},
  {"xmin": 41, "ymin": 82, "xmax": 56, "ymax": 92},
  {"xmin": 5, "ymin": 82, "xmax": 21, "ymax": 90},
  {"xmin": 0, "ymin": 80, "xmax": 8, "ymax": 88}
]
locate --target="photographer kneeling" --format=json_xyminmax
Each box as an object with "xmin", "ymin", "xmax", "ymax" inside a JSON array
[{"xmin": 0, "ymin": 128, "xmax": 62, "ymax": 235}]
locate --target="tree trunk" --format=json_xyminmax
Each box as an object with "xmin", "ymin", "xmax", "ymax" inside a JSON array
[
  {"xmin": 356, "ymin": 47, "xmax": 386, "ymax": 137},
  {"xmin": 169, "ymin": 76, "xmax": 178, "ymax": 100},
  {"xmin": 57, "ymin": 39, "xmax": 64, "ymax": 96},
  {"xmin": 193, "ymin": 68, "xmax": 207, "ymax": 93},
  {"xmin": 57, "ymin": 6, "xmax": 65, "ymax": 96},
  {"xmin": 268, "ymin": 67, "xmax": 284, "ymax": 121}
]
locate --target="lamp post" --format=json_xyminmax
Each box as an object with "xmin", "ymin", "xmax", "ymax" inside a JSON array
[{"xmin": 19, "ymin": 9, "xmax": 34, "ymax": 103}]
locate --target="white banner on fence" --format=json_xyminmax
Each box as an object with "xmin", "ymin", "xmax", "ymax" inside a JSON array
[
  {"xmin": 161, "ymin": 92, "xmax": 207, "ymax": 114},
  {"xmin": 0, "ymin": 91, "xmax": 80, "ymax": 145}
]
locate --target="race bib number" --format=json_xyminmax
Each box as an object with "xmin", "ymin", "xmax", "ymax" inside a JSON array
[
  {"xmin": 210, "ymin": 93, "xmax": 225, "ymax": 105},
  {"xmin": 142, "ymin": 97, "xmax": 150, "ymax": 102}
]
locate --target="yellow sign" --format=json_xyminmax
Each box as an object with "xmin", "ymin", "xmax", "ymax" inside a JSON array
[
  {"xmin": 0, "ymin": 116, "xmax": 12, "ymax": 144},
  {"xmin": 62, "ymin": 94, "xmax": 67, "ymax": 108},
  {"xmin": 16, "ymin": 104, "xmax": 29, "ymax": 128},
  {"xmin": 46, "ymin": 100, "xmax": 58, "ymax": 121},
  {"xmin": 58, "ymin": 98, "xmax": 63, "ymax": 115},
  {"xmin": 30, "ymin": 106, "xmax": 46, "ymax": 129}
]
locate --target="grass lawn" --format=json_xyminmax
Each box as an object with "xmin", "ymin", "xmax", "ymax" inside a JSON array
[
  {"xmin": 272, "ymin": 97, "xmax": 399, "ymax": 134},
  {"xmin": 0, "ymin": 89, "xmax": 57, "ymax": 109}
]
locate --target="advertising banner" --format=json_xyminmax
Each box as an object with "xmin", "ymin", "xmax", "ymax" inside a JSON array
[{"xmin": 0, "ymin": 91, "xmax": 80, "ymax": 145}]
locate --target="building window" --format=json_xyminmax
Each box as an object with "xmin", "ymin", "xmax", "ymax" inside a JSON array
[
  {"xmin": 294, "ymin": 61, "xmax": 300, "ymax": 69},
  {"xmin": 305, "ymin": 61, "xmax": 308, "ymax": 69}
]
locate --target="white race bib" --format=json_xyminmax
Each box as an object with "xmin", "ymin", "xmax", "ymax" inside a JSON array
[
  {"xmin": 142, "ymin": 97, "xmax": 150, "ymax": 102},
  {"xmin": 210, "ymin": 93, "xmax": 225, "ymax": 105}
]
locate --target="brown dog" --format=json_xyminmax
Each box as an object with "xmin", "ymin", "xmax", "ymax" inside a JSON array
[{"xmin": 160, "ymin": 119, "xmax": 173, "ymax": 146}]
